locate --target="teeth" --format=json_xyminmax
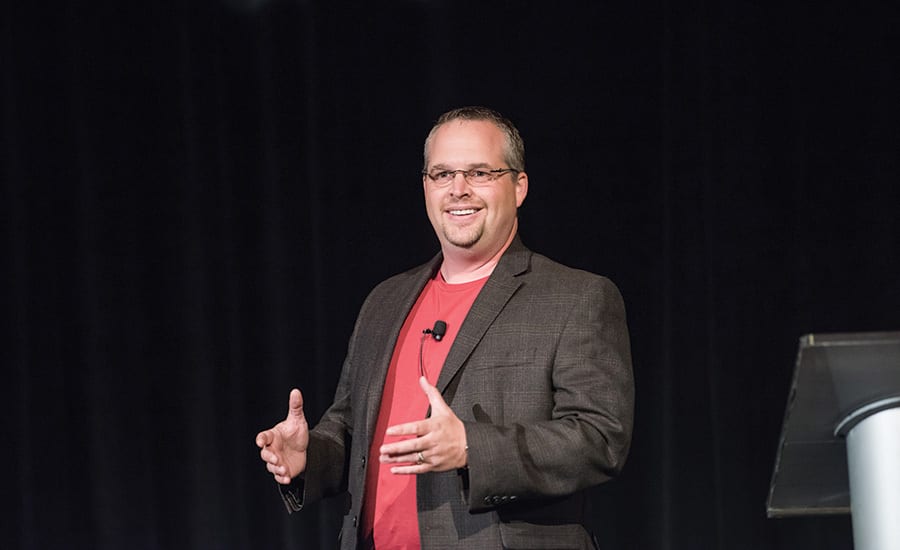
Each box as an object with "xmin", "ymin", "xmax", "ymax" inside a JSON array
[{"xmin": 449, "ymin": 209, "xmax": 477, "ymax": 215}]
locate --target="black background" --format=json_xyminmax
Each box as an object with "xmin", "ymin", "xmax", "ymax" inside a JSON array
[{"xmin": 3, "ymin": 1, "xmax": 899, "ymax": 548}]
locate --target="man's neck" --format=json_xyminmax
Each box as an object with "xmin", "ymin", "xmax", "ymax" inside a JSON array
[{"xmin": 439, "ymin": 227, "xmax": 517, "ymax": 284}]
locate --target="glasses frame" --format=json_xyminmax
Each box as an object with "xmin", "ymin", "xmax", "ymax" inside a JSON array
[{"xmin": 422, "ymin": 168, "xmax": 519, "ymax": 187}]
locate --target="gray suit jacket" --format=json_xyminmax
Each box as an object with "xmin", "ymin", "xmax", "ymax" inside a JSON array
[{"xmin": 282, "ymin": 237, "xmax": 634, "ymax": 549}]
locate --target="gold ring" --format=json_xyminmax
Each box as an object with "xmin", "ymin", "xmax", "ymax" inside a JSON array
[{"xmin": 416, "ymin": 451, "xmax": 425, "ymax": 465}]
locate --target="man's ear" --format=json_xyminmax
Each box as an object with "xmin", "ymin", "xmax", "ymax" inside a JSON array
[{"xmin": 515, "ymin": 171, "xmax": 528, "ymax": 207}]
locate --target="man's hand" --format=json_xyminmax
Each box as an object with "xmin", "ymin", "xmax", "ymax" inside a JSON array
[
  {"xmin": 255, "ymin": 389, "xmax": 309, "ymax": 485},
  {"xmin": 378, "ymin": 376, "xmax": 468, "ymax": 474}
]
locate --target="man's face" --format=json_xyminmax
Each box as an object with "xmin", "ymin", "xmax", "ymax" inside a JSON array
[{"xmin": 423, "ymin": 120, "xmax": 528, "ymax": 260}]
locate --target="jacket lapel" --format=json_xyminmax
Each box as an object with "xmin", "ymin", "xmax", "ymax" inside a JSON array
[
  {"xmin": 360, "ymin": 237, "xmax": 533, "ymax": 431},
  {"xmin": 435, "ymin": 238, "xmax": 532, "ymax": 393},
  {"xmin": 362, "ymin": 255, "xmax": 442, "ymax": 439}
]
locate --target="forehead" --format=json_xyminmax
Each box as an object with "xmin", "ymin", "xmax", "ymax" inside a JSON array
[{"xmin": 427, "ymin": 120, "xmax": 506, "ymax": 167}]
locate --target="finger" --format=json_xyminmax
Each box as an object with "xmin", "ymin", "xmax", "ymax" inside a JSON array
[
  {"xmin": 256, "ymin": 430, "xmax": 273, "ymax": 448},
  {"xmin": 266, "ymin": 462, "xmax": 287, "ymax": 476},
  {"xmin": 379, "ymin": 434, "xmax": 426, "ymax": 457},
  {"xmin": 378, "ymin": 450, "xmax": 420, "ymax": 464},
  {"xmin": 378, "ymin": 453, "xmax": 416, "ymax": 464},
  {"xmin": 385, "ymin": 419, "xmax": 426, "ymax": 437},
  {"xmin": 259, "ymin": 448, "xmax": 278, "ymax": 464},
  {"xmin": 418, "ymin": 376, "xmax": 450, "ymax": 414},
  {"xmin": 389, "ymin": 463, "xmax": 428, "ymax": 475},
  {"xmin": 288, "ymin": 388, "xmax": 305, "ymax": 420},
  {"xmin": 274, "ymin": 473, "xmax": 293, "ymax": 485},
  {"xmin": 381, "ymin": 446, "xmax": 429, "ymax": 468},
  {"xmin": 267, "ymin": 462, "xmax": 293, "ymax": 485}
]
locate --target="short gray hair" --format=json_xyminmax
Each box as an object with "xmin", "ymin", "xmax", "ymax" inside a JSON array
[{"xmin": 423, "ymin": 106, "xmax": 525, "ymax": 172}]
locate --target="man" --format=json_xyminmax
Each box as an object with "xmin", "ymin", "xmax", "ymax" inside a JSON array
[{"xmin": 256, "ymin": 107, "xmax": 634, "ymax": 549}]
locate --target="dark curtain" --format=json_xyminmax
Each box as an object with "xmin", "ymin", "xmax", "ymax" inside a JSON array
[{"xmin": 3, "ymin": 1, "xmax": 898, "ymax": 549}]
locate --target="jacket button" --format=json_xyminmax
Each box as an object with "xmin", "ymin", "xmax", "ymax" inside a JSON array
[
  {"xmin": 483, "ymin": 496, "xmax": 492, "ymax": 505},
  {"xmin": 352, "ymin": 515, "xmax": 358, "ymax": 527},
  {"xmin": 361, "ymin": 455, "xmax": 366, "ymax": 467}
]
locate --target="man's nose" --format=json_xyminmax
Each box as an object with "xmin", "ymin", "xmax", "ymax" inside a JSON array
[{"xmin": 449, "ymin": 172, "xmax": 470, "ymax": 196}]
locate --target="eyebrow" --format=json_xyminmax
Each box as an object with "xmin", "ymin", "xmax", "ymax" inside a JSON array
[{"xmin": 428, "ymin": 162, "xmax": 494, "ymax": 171}]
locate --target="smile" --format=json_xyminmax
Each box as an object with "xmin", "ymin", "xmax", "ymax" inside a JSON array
[{"xmin": 448, "ymin": 209, "xmax": 478, "ymax": 216}]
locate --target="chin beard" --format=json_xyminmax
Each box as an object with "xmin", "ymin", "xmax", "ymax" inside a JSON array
[{"xmin": 442, "ymin": 225, "xmax": 483, "ymax": 249}]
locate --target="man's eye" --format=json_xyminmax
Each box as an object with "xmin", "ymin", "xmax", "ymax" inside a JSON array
[
  {"xmin": 435, "ymin": 171, "xmax": 452, "ymax": 180},
  {"xmin": 471, "ymin": 170, "xmax": 489, "ymax": 178}
]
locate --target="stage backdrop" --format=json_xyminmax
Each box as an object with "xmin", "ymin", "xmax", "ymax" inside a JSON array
[{"xmin": 3, "ymin": 1, "xmax": 898, "ymax": 549}]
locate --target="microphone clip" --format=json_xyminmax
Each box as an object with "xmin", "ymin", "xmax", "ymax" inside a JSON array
[{"xmin": 423, "ymin": 320, "xmax": 447, "ymax": 342}]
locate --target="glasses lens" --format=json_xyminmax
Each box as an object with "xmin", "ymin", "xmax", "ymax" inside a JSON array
[
  {"xmin": 428, "ymin": 171, "xmax": 449, "ymax": 184},
  {"xmin": 468, "ymin": 170, "xmax": 491, "ymax": 184}
]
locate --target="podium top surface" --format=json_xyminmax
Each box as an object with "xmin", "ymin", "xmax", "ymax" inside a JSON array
[{"xmin": 766, "ymin": 331, "xmax": 900, "ymax": 518}]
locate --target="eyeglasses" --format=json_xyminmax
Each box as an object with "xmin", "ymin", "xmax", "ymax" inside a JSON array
[{"xmin": 422, "ymin": 168, "xmax": 519, "ymax": 187}]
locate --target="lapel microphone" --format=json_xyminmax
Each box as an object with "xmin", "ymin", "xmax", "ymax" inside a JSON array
[
  {"xmin": 419, "ymin": 320, "xmax": 447, "ymax": 378},
  {"xmin": 424, "ymin": 320, "xmax": 447, "ymax": 341}
]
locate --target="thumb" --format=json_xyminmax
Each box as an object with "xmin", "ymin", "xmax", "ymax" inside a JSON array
[
  {"xmin": 287, "ymin": 388, "xmax": 305, "ymax": 420},
  {"xmin": 418, "ymin": 376, "xmax": 449, "ymax": 414}
]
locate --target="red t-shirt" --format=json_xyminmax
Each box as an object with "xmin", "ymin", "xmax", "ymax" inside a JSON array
[{"xmin": 362, "ymin": 273, "xmax": 488, "ymax": 549}]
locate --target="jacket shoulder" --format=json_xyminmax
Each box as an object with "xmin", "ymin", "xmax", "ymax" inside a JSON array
[
  {"xmin": 525, "ymin": 252, "xmax": 622, "ymax": 294},
  {"xmin": 356, "ymin": 256, "xmax": 438, "ymax": 313}
]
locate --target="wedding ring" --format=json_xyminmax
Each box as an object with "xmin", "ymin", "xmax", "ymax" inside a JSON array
[{"xmin": 416, "ymin": 451, "xmax": 425, "ymax": 465}]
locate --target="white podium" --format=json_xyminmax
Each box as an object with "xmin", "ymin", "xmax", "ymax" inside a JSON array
[{"xmin": 768, "ymin": 332, "xmax": 900, "ymax": 550}]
